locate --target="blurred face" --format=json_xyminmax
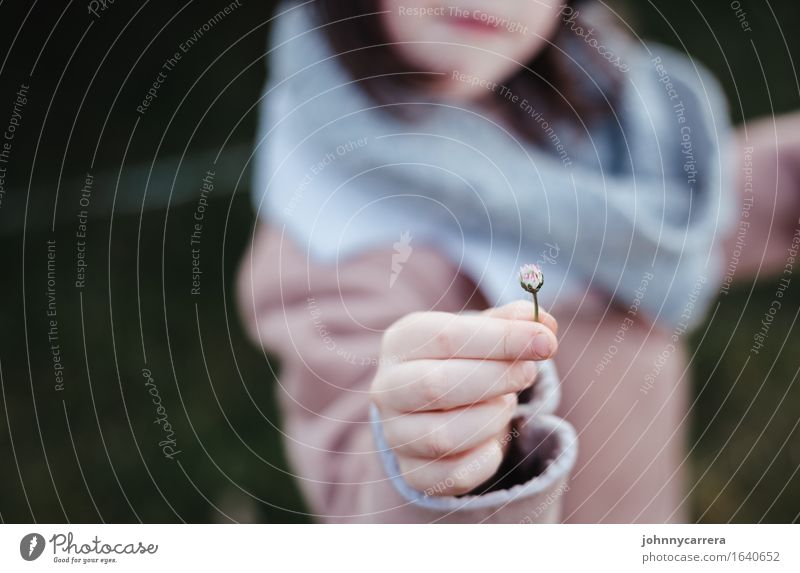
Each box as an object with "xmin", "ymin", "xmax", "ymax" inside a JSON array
[{"xmin": 380, "ymin": 0, "xmax": 565, "ymax": 100}]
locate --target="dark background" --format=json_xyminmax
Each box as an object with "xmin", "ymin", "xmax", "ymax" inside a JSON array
[{"xmin": 0, "ymin": 0, "xmax": 798, "ymax": 523}]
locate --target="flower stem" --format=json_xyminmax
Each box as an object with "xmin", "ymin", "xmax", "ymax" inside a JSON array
[{"xmin": 532, "ymin": 291, "xmax": 539, "ymax": 323}]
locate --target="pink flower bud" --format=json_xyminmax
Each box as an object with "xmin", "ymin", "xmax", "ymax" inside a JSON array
[{"xmin": 519, "ymin": 263, "xmax": 544, "ymax": 293}]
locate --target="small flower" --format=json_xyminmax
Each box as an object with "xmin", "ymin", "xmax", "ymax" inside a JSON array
[
  {"xmin": 519, "ymin": 263, "xmax": 544, "ymax": 322},
  {"xmin": 519, "ymin": 263, "xmax": 544, "ymax": 293}
]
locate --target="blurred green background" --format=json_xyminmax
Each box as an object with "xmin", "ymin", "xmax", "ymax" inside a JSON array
[{"xmin": 0, "ymin": 0, "xmax": 797, "ymax": 523}]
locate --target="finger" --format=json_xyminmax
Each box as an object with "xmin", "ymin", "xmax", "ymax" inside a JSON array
[
  {"xmin": 381, "ymin": 394, "xmax": 516, "ymax": 458},
  {"xmin": 374, "ymin": 358, "xmax": 537, "ymax": 412},
  {"xmin": 383, "ymin": 312, "xmax": 557, "ymax": 361},
  {"xmin": 482, "ymin": 299, "xmax": 558, "ymax": 335},
  {"xmin": 397, "ymin": 437, "xmax": 505, "ymax": 497}
]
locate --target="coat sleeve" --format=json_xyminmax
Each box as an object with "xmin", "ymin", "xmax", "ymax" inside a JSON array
[{"xmin": 236, "ymin": 223, "xmax": 577, "ymax": 523}]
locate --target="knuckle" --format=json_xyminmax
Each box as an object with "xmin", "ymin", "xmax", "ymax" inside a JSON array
[
  {"xmin": 425, "ymin": 426, "xmax": 454, "ymax": 458},
  {"xmin": 494, "ymin": 394, "xmax": 518, "ymax": 422},
  {"xmin": 381, "ymin": 420, "xmax": 404, "ymax": 451},
  {"xmin": 501, "ymin": 322, "xmax": 519, "ymax": 358},
  {"xmin": 511, "ymin": 360, "xmax": 537, "ymax": 391},
  {"xmin": 420, "ymin": 369, "xmax": 448, "ymax": 406},
  {"xmin": 432, "ymin": 329, "xmax": 453, "ymax": 357}
]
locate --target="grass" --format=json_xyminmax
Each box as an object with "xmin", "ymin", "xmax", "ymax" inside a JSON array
[{"xmin": 0, "ymin": 196, "xmax": 306, "ymax": 523}]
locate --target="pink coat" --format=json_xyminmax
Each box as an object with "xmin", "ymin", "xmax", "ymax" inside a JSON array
[{"xmin": 237, "ymin": 224, "xmax": 582, "ymax": 523}]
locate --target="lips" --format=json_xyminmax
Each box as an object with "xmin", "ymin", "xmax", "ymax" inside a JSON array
[{"xmin": 442, "ymin": 13, "xmax": 506, "ymax": 34}]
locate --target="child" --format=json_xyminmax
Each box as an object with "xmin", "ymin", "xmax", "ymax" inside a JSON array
[{"xmin": 237, "ymin": 0, "xmax": 777, "ymax": 522}]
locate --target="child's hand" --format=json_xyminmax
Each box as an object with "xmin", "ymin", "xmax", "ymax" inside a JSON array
[{"xmin": 371, "ymin": 300, "xmax": 558, "ymax": 497}]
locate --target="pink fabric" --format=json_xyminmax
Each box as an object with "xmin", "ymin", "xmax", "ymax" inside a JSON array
[{"xmin": 237, "ymin": 224, "xmax": 577, "ymax": 523}]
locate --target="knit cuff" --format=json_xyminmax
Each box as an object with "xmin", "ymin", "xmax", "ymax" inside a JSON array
[{"xmin": 369, "ymin": 359, "xmax": 577, "ymax": 514}]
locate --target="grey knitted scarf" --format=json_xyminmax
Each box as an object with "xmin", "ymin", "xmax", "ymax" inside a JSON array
[{"xmin": 254, "ymin": 2, "xmax": 734, "ymax": 329}]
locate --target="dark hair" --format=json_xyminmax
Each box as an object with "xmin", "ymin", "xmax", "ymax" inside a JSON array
[{"xmin": 313, "ymin": 0, "xmax": 620, "ymax": 146}]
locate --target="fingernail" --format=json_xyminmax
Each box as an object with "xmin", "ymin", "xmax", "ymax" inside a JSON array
[{"xmin": 531, "ymin": 333, "xmax": 554, "ymax": 358}]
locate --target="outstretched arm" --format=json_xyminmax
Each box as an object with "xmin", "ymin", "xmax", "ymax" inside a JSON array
[
  {"xmin": 728, "ymin": 113, "xmax": 800, "ymax": 280},
  {"xmin": 237, "ymin": 223, "xmax": 576, "ymax": 523}
]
